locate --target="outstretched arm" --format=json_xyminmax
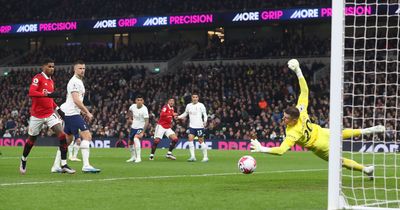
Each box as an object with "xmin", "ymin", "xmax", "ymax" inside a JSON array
[
  {"xmin": 250, "ymin": 137, "xmax": 296, "ymax": 156},
  {"xmin": 288, "ymin": 59, "xmax": 309, "ymax": 111}
]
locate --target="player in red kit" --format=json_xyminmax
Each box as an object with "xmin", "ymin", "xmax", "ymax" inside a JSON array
[
  {"xmin": 19, "ymin": 58, "xmax": 75, "ymax": 174},
  {"xmin": 150, "ymin": 98, "xmax": 179, "ymax": 160}
]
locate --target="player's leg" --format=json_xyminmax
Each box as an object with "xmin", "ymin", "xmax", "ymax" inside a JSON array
[
  {"xmin": 126, "ymin": 129, "xmax": 136, "ymax": 162},
  {"xmin": 68, "ymin": 138, "xmax": 75, "ymax": 160},
  {"xmin": 150, "ymin": 125, "xmax": 164, "ymax": 160},
  {"xmin": 133, "ymin": 131, "xmax": 144, "ymax": 163},
  {"xmin": 166, "ymin": 132, "xmax": 178, "ymax": 160},
  {"xmin": 342, "ymin": 125, "xmax": 385, "ymax": 139},
  {"xmin": 20, "ymin": 116, "xmax": 42, "ymax": 174},
  {"xmin": 198, "ymin": 136, "xmax": 208, "ymax": 162},
  {"xmin": 72, "ymin": 137, "xmax": 81, "ymax": 161},
  {"xmin": 51, "ymin": 121, "xmax": 75, "ymax": 174},
  {"xmin": 74, "ymin": 115, "xmax": 100, "ymax": 173},
  {"xmin": 316, "ymin": 129, "xmax": 374, "ymax": 180},
  {"xmin": 187, "ymin": 134, "xmax": 196, "ymax": 162},
  {"xmin": 342, "ymin": 158, "xmax": 374, "ymax": 180},
  {"xmin": 80, "ymin": 130, "xmax": 100, "ymax": 173}
]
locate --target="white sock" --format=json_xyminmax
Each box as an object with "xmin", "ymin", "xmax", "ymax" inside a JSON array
[
  {"xmin": 129, "ymin": 144, "xmax": 136, "ymax": 158},
  {"xmin": 188, "ymin": 141, "xmax": 195, "ymax": 158},
  {"xmin": 68, "ymin": 143, "xmax": 74, "ymax": 158},
  {"xmin": 53, "ymin": 149, "xmax": 61, "ymax": 168},
  {"xmin": 80, "ymin": 140, "xmax": 90, "ymax": 168},
  {"xmin": 134, "ymin": 138, "xmax": 141, "ymax": 160},
  {"xmin": 200, "ymin": 142, "xmax": 208, "ymax": 159},
  {"xmin": 61, "ymin": 159, "xmax": 67, "ymax": 166},
  {"xmin": 73, "ymin": 143, "xmax": 80, "ymax": 158}
]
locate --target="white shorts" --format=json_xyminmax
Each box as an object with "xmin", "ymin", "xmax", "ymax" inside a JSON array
[
  {"xmin": 154, "ymin": 124, "xmax": 175, "ymax": 139},
  {"xmin": 28, "ymin": 113, "xmax": 62, "ymax": 136}
]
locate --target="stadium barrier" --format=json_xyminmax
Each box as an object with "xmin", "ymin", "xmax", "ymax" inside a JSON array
[{"xmin": 0, "ymin": 137, "xmax": 397, "ymax": 152}]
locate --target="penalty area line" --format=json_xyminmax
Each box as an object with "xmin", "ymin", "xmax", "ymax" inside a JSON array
[{"xmin": 0, "ymin": 168, "xmax": 327, "ymax": 187}]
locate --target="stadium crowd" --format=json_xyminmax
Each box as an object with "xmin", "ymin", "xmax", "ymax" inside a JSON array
[
  {"xmin": 0, "ymin": 0, "xmax": 330, "ymax": 24},
  {"xmin": 194, "ymin": 35, "xmax": 330, "ymax": 60},
  {"xmin": 15, "ymin": 41, "xmax": 198, "ymax": 64},
  {"xmin": 0, "ymin": 62, "xmax": 331, "ymax": 141},
  {"xmin": 11, "ymin": 34, "xmax": 330, "ymax": 65}
]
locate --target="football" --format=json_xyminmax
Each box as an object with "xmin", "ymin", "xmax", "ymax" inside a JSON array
[{"xmin": 238, "ymin": 155, "xmax": 257, "ymax": 174}]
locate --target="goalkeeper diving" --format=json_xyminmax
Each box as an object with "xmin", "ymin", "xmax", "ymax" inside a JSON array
[{"xmin": 250, "ymin": 59, "xmax": 385, "ymax": 180}]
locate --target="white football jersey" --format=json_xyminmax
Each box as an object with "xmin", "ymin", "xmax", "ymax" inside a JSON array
[
  {"xmin": 179, "ymin": 102, "xmax": 207, "ymax": 129},
  {"xmin": 129, "ymin": 104, "xmax": 149, "ymax": 129},
  {"xmin": 61, "ymin": 75, "xmax": 85, "ymax": 116}
]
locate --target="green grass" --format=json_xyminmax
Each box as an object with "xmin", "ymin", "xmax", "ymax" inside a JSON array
[{"xmin": 0, "ymin": 146, "xmax": 331, "ymax": 210}]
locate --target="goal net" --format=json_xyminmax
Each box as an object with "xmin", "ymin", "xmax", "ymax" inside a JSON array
[{"xmin": 329, "ymin": 0, "xmax": 400, "ymax": 209}]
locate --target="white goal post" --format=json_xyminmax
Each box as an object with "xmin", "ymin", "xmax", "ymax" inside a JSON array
[{"xmin": 329, "ymin": 0, "xmax": 400, "ymax": 209}]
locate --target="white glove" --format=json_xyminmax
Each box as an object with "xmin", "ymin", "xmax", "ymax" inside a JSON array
[
  {"xmin": 250, "ymin": 139, "xmax": 265, "ymax": 153},
  {"xmin": 287, "ymin": 59, "xmax": 301, "ymax": 73}
]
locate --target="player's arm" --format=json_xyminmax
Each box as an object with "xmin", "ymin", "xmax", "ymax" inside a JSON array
[
  {"xmin": 177, "ymin": 105, "xmax": 189, "ymax": 119},
  {"xmin": 127, "ymin": 110, "xmax": 133, "ymax": 125},
  {"xmin": 71, "ymin": 92, "xmax": 91, "ymax": 116},
  {"xmin": 143, "ymin": 108, "xmax": 150, "ymax": 132},
  {"xmin": 143, "ymin": 118, "xmax": 149, "ymax": 132},
  {"xmin": 287, "ymin": 59, "xmax": 309, "ymax": 110},
  {"xmin": 201, "ymin": 104, "xmax": 208, "ymax": 127},
  {"xmin": 250, "ymin": 136, "xmax": 296, "ymax": 156},
  {"xmin": 28, "ymin": 77, "xmax": 47, "ymax": 97}
]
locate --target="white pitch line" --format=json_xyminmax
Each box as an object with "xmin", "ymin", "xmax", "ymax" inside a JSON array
[{"xmin": 0, "ymin": 168, "xmax": 327, "ymax": 187}]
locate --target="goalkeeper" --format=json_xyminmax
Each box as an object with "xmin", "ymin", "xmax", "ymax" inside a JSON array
[{"xmin": 250, "ymin": 59, "xmax": 385, "ymax": 179}]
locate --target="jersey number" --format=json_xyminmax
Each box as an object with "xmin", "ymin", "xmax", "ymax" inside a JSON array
[{"xmin": 304, "ymin": 119, "xmax": 313, "ymax": 142}]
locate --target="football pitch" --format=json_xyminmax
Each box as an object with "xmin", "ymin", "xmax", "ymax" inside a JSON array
[{"xmin": 0, "ymin": 147, "xmax": 329, "ymax": 210}]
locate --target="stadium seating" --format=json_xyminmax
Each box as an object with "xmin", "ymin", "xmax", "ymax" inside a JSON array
[{"xmin": 0, "ymin": 62, "xmax": 330, "ymax": 140}]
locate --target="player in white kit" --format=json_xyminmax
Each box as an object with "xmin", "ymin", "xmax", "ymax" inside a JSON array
[
  {"xmin": 177, "ymin": 93, "xmax": 209, "ymax": 162},
  {"xmin": 126, "ymin": 95, "xmax": 149, "ymax": 163},
  {"xmin": 51, "ymin": 60, "xmax": 100, "ymax": 173}
]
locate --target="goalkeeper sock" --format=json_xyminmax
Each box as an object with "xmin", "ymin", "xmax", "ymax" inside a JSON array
[
  {"xmin": 80, "ymin": 140, "xmax": 90, "ymax": 168},
  {"xmin": 342, "ymin": 158, "xmax": 364, "ymax": 172},
  {"xmin": 134, "ymin": 138, "xmax": 141, "ymax": 160},
  {"xmin": 188, "ymin": 141, "xmax": 195, "ymax": 158},
  {"xmin": 200, "ymin": 142, "xmax": 208, "ymax": 159},
  {"xmin": 342, "ymin": 129, "xmax": 362, "ymax": 139}
]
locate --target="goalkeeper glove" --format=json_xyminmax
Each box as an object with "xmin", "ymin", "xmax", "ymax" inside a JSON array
[
  {"xmin": 250, "ymin": 139, "xmax": 270, "ymax": 153},
  {"xmin": 287, "ymin": 59, "xmax": 301, "ymax": 72},
  {"xmin": 47, "ymin": 92, "xmax": 62, "ymax": 98}
]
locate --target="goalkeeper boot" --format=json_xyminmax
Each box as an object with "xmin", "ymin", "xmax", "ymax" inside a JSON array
[
  {"xmin": 363, "ymin": 166, "xmax": 374, "ymax": 181},
  {"xmin": 363, "ymin": 125, "xmax": 385, "ymax": 135}
]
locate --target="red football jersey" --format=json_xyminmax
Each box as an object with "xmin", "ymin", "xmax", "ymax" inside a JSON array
[
  {"xmin": 29, "ymin": 72, "xmax": 57, "ymax": 118},
  {"xmin": 157, "ymin": 104, "xmax": 175, "ymax": 129}
]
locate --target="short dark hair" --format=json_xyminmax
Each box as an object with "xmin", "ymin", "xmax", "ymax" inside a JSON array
[
  {"xmin": 284, "ymin": 107, "xmax": 300, "ymax": 120},
  {"xmin": 41, "ymin": 58, "xmax": 54, "ymax": 66},
  {"xmin": 73, "ymin": 60, "xmax": 85, "ymax": 66},
  {"xmin": 192, "ymin": 92, "xmax": 199, "ymax": 96},
  {"xmin": 135, "ymin": 95, "xmax": 144, "ymax": 99}
]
